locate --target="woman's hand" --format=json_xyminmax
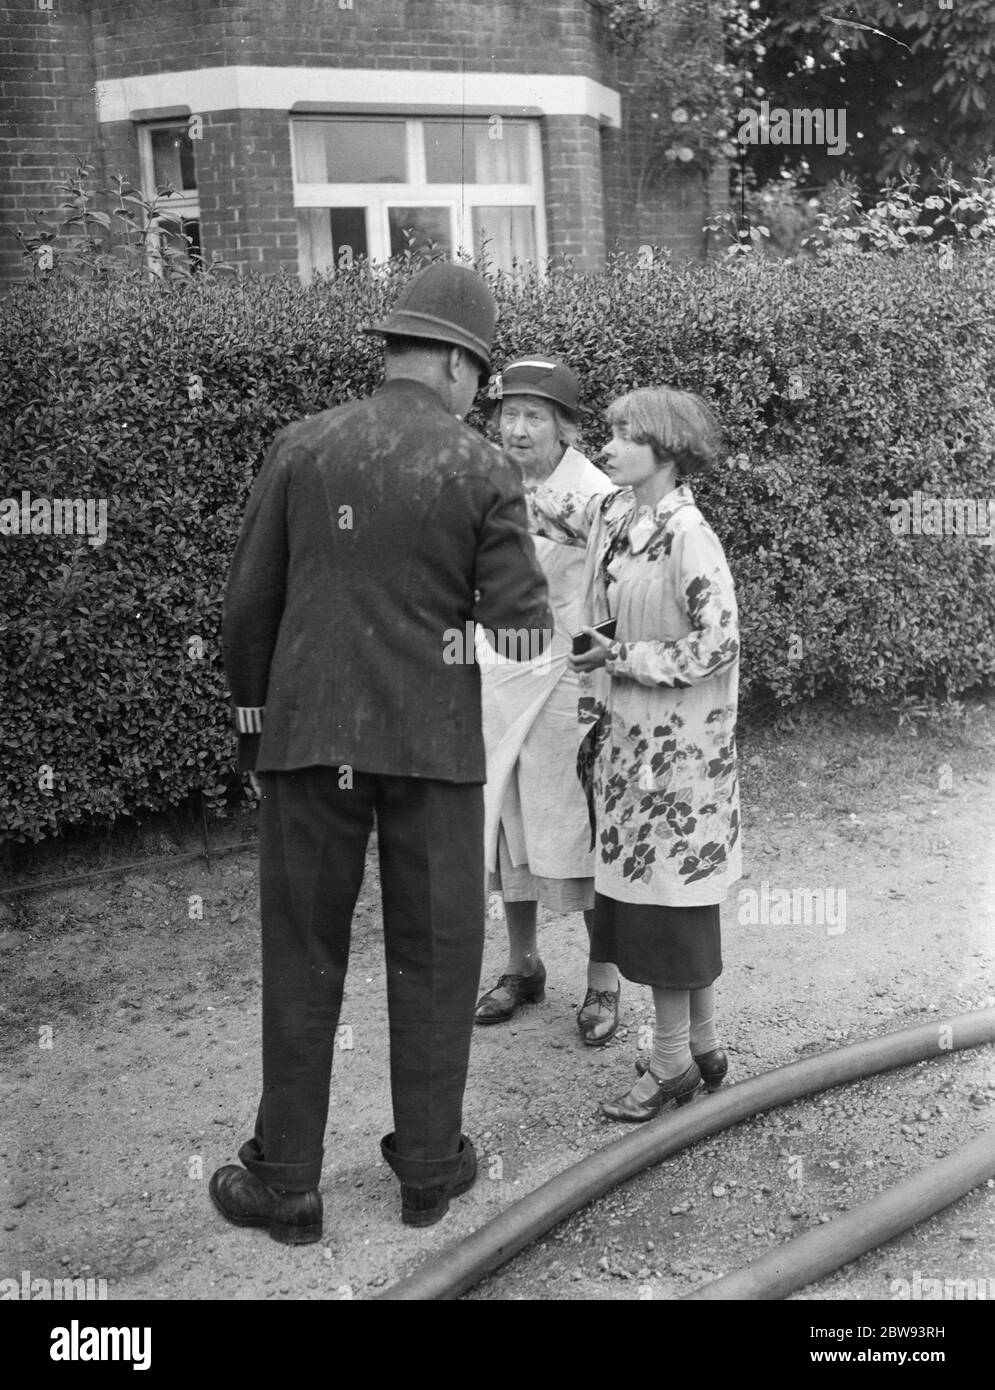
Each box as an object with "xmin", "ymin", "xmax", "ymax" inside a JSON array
[
  {"xmin": 248, "ymin": 771, "xmax": 262, "ymax": 799},
  {"xmin": 568, "ymin": 629, "xmax": 614, "ymax": 673}
]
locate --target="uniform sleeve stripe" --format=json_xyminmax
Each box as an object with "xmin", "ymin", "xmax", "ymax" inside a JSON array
[{"xmin": 235, "ymin": 706, "xmax": 265, "ymax": 733}]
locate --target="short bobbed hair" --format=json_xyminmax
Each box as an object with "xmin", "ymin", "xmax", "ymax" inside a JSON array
[{"xmin": 605, "ymin": 387, "xmax": 720, "ymax": 477}]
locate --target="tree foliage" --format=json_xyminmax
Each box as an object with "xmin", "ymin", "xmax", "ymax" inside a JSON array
[{"xmin": 749, "ymin": 0, "xmax": 995, "ymax": 190}]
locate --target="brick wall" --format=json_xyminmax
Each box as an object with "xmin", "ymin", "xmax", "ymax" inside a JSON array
[
  {"xmin": 87, "ymin": 0, "xmax": 605, "ymax": 81},
  {"xmin": 0, "ymin": 0, "xmax": 105, "ymax": 286},
  {"xmin": 602, "ymin": 114, "xmax": 722, "ymax": 263},
  {"xmin": 198, "ymin": 110, "xmax": 298, "ymax": 274},
  {"xmin": 599, "ymin": 3, "xmax": 728, "ymax": 262},
  {"xmin": 544, "ymin": 115, "xmax": 606, "ymax": 271}
]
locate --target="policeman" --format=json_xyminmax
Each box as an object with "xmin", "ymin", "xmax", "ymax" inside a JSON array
[{"xmin": 211, "ymin": 263, "xmax": 553, "ymax": 1239}]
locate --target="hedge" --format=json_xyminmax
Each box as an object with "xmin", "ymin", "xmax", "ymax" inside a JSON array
[{"xmin": 2, "ymin": 247, "xmax": 994, "ymax": 843}]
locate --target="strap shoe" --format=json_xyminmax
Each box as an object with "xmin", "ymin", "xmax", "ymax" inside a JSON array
[
  {"xmin": 691, "ymin": 1047, "xmax": 728, "ymax": 1091},
  {"xmin": 635, "ymin": 1046, "xmax": 728, "ymax": 1091},
  {"xmin": 601, "ymin": 1061, "xmax": 702, "ymax": 1123}
]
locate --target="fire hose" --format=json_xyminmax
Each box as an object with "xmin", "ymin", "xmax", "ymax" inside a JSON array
[
  {"xmin": 686, "ymin": 1123, "xmax": 995, "ymax": 1299},
  {"xmin": 375, "ymin": 1008, "xmax": 995, "ymax": 1300}
]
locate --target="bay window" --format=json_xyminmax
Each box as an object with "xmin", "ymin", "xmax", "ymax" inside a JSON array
[{"xmin": 292, "ymin": 116, "xmax": 546, "ymax": 278}]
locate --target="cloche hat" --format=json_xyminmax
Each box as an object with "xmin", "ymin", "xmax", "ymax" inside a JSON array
[{"xmin": 493, "ymin": 357, "xmax": 581, "ymax": 416}]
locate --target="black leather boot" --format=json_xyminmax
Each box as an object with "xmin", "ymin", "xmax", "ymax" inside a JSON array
[
  {"xmin": 209, "ymin": 1165, "xmax": 323, "ymax": 1245},
  {"xmin": 380, "ymin": 1133, "xmax": 477, "ymax": 1227}
]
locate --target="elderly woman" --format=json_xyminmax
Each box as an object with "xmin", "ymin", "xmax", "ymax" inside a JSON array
[
  {"xmin": 474, "ymin": 358, "xmax": 621, "ymax": 1044},
  {"xmin": 527, "ymin": 386, "xmax": 741, "ymax": 1120}
]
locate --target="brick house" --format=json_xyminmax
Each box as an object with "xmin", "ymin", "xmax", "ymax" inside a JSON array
[{"xmin": 1, "ymin": 0, "xmax": 725, "ymax": 288}]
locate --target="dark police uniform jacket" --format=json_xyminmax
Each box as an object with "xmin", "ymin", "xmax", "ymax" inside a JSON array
[{"xmin": 222, "ymin": 377, "xmax": 553, "ymax": 782}]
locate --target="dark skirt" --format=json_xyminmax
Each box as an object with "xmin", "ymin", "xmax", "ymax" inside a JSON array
[{"xmin": 590, "ymin": 892, "xmax": 722, "ymax": 989}]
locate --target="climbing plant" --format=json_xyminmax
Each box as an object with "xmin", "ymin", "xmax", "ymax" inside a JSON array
[{"xmin": 593, "ymin": 0, "xmax": 762, "ymax": 186}]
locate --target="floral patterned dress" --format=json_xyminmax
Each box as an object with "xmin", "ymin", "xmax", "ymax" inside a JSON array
[{"xmin": 527, "ymin": 481, "xmax": 742, "ymax": 910}]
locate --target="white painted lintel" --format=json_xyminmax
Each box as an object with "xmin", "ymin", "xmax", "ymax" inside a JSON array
[{"xmin": 96, "ymin": 66, "xmax": 622, "ymax": 129}]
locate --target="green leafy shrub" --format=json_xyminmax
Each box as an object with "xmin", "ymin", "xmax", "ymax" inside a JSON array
[
  {"xmin": 2, "ymin": 239, "xmax": 993, "ymax": 843},
  {"xmin": 709, "ymin": 159, "xmax": 995, "ymax": 260},
  {"xmin": 7, "ymin": 158, "xmax": 234, "ymax": 283}
]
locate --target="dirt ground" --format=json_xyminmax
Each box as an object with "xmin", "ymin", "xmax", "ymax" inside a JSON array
[{"xmin": 1, "ymin": 700, "xmax": 993, "ymax": 1302}]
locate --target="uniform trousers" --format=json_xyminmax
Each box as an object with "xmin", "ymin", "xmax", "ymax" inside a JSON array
[{"xmin": 239, "ymin": 765, "xmax": 485, "ymax": 1194}]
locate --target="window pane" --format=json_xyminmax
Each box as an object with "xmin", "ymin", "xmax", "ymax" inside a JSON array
[
  {"xmin": 148, "ymin": 217, "xmax": 199, "ymax": 275},
  {"xmin": 182, "ymin": 219, "xmax": 201, "ymax": 270},
  {"xmin": 425, "ymin": 120, "xmax": 529, "ymax": 183},
  {"xmin": 329, "ymin": 208, "xmax": 368, "ymax": 266},
  {"xmin": 388, "ymin": 207, "xmax": 452, "ymax": 263},
  {"xmin": 293, "ymin": 119, "xmax": 406, "ymax": 183},
  {"xmin": 472, "ymin": 207, "xmax": 536, "ymax": 271},
  {"xmin": 297, "ymin": 208, "xmax": 368, "ymax": 275},
  {"xmin": 150, "ymin": 127, "xmax": 197, "ymax": 191}
]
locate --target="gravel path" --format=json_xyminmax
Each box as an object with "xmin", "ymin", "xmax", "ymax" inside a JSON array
[{"xmin": 2, "ymin": 706, "xmax": 993, "ymax": 1301}]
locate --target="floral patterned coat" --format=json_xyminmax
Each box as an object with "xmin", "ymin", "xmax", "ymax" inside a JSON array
[{"xmin": 527, "ymin": 481, "xmax": 742, "ymax": 908}]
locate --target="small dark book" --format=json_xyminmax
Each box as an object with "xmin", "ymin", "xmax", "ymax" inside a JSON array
[{"xmin": 571, "ymin": 618, "xmax": 617, "ymax": 655}]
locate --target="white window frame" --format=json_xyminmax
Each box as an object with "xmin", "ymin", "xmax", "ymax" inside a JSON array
[
  {"xmin": 137, "ymin": 120, "xmax": 201, "ymax": 271},
  {"xmin": 291, "ymin": 116, "xmax": 547, "ymax": 275}
]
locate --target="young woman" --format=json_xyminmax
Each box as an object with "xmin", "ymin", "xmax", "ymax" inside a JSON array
[
  {"xmin": 475, "ymin": 357, "xmax": 621, "ymax": 1045},
  {"xmin": 527, "ymin": 386, "xmax": 741, "ymax": 1119}
]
